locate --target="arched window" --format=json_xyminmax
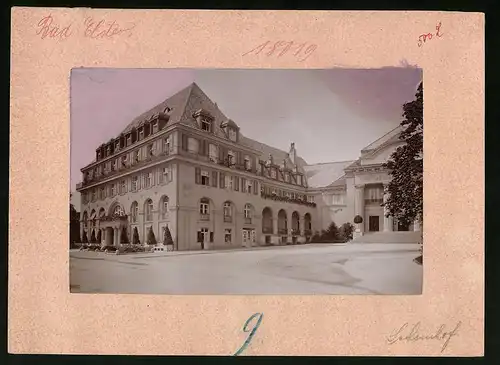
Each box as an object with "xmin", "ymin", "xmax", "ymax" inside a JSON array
[
  {"xmin": 130, "ymin": 201, "xmax": 138, "ymax": 223},
  {"xmin": 244, "ymin": 204, "xmax": 253, "ymax": 224},
  {"xmin": 113, "ymin": 204, "xmax": 125, "ymax": 217},
  {"xmin": 98, "ymin": 208, "xmax": 105, "ymax": 218},
  {"xmin": 144, "ymin": 199, "xmax": 153, "ymax": 222},
  {"xmin": 160, "ymin": 196, "xmax": 169, "ymax": 219},
  {"xmin": 304, "ymin": 213, "xmax": 312, "ymax": 234},
  {"xmin": 262, "ymin": 207, "xmax": 273, "ymax": 234},
  {"xmin": 223, "ymin": 201, "xmax": 233, "ymax": 222},
  {"xmin": 292, "ymin": 211, "xmax": 300, "ymax": 234},
  {"xmin": 199, "ymin": 198, "xmax": 210, "ymax": 220},
  {"xmin": 278, "ymin": 209, "xmax": 288, "ymax": 234}
]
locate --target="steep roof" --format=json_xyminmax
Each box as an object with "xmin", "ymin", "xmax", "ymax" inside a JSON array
[
  {"xmin": 117, "ymin": 82, "xmax": 309, "ymax": 172},
  {"xmin": 303, "ymin": 160, "xmax": 354, "ymax": 188},
  {"xmin": 120, "ymin": 83, "xmax": 195, "ymax": 134},
  {"xmin": 361, "ymin": 125, "xmax": 402, "ymax": 153}
]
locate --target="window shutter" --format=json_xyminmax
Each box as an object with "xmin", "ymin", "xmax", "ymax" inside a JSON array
[
  {"xmin": 195, "ymin": 167, "xmax": 201, "ymax": 184},
  {"xmin": 253, "ymin": 180, "xmax": 258, "ymax": 195},
  {"xmin": 241, "ymin": 178, "xmax": 246, "ymax": 192},
  {"xmin": 234, "ymin": 176, "xmax": 239, "ymax": 191},
  {"xmin": 212, "ymin": 171, "xmax": 218, "ymax": 187},
  {"xmin": 220, "ymin": 172, "xmax": 225, "ymax": 188}
]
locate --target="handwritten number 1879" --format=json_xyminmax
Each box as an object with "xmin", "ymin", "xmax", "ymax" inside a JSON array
[{"xmin": 243, "ymin": 41, "xmax": 317, "ymax": 61}]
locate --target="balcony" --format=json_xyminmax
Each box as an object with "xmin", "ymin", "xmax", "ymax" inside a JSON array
[
  {"xmin": 200, "ymin": 214, "xmax": 210, "ymax": 221},
  {"xmin": 260, "ymin": 192, "xmax": 317, "ymax": 208},
  {"xmin": 223, "ymin": 215, "xmax": 232, "ymax": 223}
]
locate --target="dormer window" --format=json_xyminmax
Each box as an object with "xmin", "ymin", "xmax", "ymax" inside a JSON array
[
  {"xmin": 97, "ymin": 151, "xmax": 101, "ymax": 159},
  {"xmin": 126, "ymin": 135, "xmax": 131, "ymax": 146},
  {"xmin": 285, "ymin": 173, "xmax": 290, "ymax": 182},
  {"xmin": 152, "ymin": 121, "xmax": 159, "ymax": 134},
  {"xmin": 297, "ymin": 175, "xmax": 302, "ymax": 185},
  {"xmin": 201, "ymin": 117, "xmax": 211, "ymax": 132},
  {"xmin": 227, "ymin": 150, "xmax": 235, "ymax": 167},
  {"xmin": 121, "ymin": 155, "xmax": 127, "ymax": 167},
  {"xmin": 244, "ymin": 156, "xmax": 251, "ymax": 170},
  {"xmin": 228, "ymin": 128, "xmax": 237, "ymax": 142},
  {"xmin": 271, "ymin": 168, "xmax": 277, "ymax": 179},
  {"xmin": 139, "ymin": 128, "xmax": 144, "ymax": 140}
]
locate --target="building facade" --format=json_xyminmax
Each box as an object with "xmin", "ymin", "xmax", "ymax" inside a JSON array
[{"xmin": 76, "ymin": 83, "xmax": 419, "ymax": 251}]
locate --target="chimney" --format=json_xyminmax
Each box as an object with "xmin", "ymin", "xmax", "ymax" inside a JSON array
[{"xmin": 289, "ymin": 142, "xmax": 296, "ymax": 164}]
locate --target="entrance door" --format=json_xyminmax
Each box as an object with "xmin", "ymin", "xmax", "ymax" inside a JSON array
[
  {"xmin": 199, "ymin": 228, "xmax": 209, "ymax": 249},
  {"xmin": 242, "ymin": 229, "xmax": 249, "ymax": 247},
  {"xmin": 250, "ymin": 230, "xmax": 256, "ymax": 246},
  {"xmin": 369, "ymin": 216, "xmax": 380, "ymax": 232}
]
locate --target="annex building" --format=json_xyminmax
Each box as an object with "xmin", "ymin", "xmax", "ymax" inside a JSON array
[{"xmin": 76, "ymin": 83, "xmax": 420, "ymax": 251}]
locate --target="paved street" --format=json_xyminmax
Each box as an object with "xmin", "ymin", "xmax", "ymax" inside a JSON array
[{"xmin": 69, "ymin": 243, "xmax": 422, "ymax": 295}]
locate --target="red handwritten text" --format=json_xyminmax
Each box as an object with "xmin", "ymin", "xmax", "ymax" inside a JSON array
[
  {"xmin": 243, "ymin": 41, "xmax": 317, "ymax": 62},
  {"xmin": 36, "ymin": 14, "xmax": 72, "ymax": 40},
  {"xmin": 418, "ymin": 21, "xmax": 444, "ymax": 47},
  {"xmin": 83, "ymin": 17, "xmax": 135, "ymax": 39}
]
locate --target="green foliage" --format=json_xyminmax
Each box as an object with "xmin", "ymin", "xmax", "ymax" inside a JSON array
[
  {"xmin": 383, "ymin": 82, "xmax": 423, "ymax": 228},
  {"xmin": 132, "ymin": 227, "xmax": 140, "ymax": 245},
  {"xmin": 147, "ymin": 227, "xmax": 157, "ymax": 245}
]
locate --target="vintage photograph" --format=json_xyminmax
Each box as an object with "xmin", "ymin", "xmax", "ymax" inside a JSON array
[{"xmin": 70, "ymin": 68, "xmax": 423, "ymax": 294}]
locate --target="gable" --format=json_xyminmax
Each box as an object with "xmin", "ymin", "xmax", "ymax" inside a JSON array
[{"xmin": 360, "ymin": 141, "xmax": 405, "ymax": 165}]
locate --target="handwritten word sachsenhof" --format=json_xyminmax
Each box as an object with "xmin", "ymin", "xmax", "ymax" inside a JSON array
[{"xmin": 36, "ymin": 14, "xmax": 135, "ymax": 40}]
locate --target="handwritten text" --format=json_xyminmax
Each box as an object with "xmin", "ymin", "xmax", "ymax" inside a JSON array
[
  {"xmin": 243, "ymin": 41, "xmax": 317, "ymax": 61},
  {"xmin": 418, "ymin": 21, "xmax": 444, "ymax": 47},
  {"xmin": 233, "ymin": 312, "xmax": 263, "ymax": 356},
  {"xmin": 36, "ymin": 15, "xmax": 135, "ymax": 40},
  {"xmin": 387, "ymin": 321, "xmax": 462, "ymax": 353}
]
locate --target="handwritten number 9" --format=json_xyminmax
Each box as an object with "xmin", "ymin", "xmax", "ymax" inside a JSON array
[{"xmin": 233, "ymin": 312, "xmax": 264, "ymax": 356}]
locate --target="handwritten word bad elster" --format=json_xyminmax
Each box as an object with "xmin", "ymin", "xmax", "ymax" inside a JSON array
[
  {"xmin": 243, "ymin": 41, "xmax": 317, "ymax": 61},
  {"xmin": 233, "ymin": 313, "xmax": 263, "ymax": 356},
  {"xmin": 36, "ymin": 15, "xmax": 135, "ymax": 40},
  {"xmin": 387, "ymin": 321, "xmax": 462, "ymax": 353},
  {"xmin": 417, "ymin": 21, "xmax": 444, "ymax": 47}
]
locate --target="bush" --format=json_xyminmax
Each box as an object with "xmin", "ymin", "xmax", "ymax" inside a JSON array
[
  {"xmin": 354, "ymin": 215, "xmax": 363, "ymax": 224},
  {"xmin": 103, "ymin": 246, "xmax": 117, "ymax": 252},
  {"xmin": 339, "ymin": 222, "xmax": 354, "ymax": 242},
  {"xmin": 147, "ymin": 227, "xmax": 157, "ymax": 245},
  {"xmin": 163, "ymin": 226, "xmax": 174, "ymax": 246},
  {"xmin": 132, "ymin": 227, "xmax": 140, "ymax": 245},
  {"xmin": 310, "ymin": 223, "xmax": 345, "ymax": 243}
]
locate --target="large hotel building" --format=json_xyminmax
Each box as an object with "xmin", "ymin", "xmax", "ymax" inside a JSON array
[{"xmin": 76, "ymin": 83, "xmax": 420, "ymax": 250}]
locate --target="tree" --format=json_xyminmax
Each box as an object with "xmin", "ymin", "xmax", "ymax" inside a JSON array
[
  {"xmin": 121, "ymin": 226, "xmax": 129, "ymax": 244},
  {"xmin": 69, "ymin": 193, "xmax": 81, "ymax": 246},
  {"xmin": 132, "ymin": 227, "xmax": 140, "ymax": 245},
  {"xmin": 324, "ymin": 222, "xmax": 340, "ymax": 240},
  {"xmin": 163, "ymin": 226, "xmax": 174, "ymax": 246},
  {"xmin": 383, "ymin": 82, "xmax": 423, "ymax": 229},
  {"xmin": 147, "ymin": 227, "xmax": 157, "ymax": 245}
]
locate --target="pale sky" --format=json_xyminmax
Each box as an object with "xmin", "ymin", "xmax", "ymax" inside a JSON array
[{"xmin": 70, "ymin": 67, "xmax": 422, "ymax": 195}]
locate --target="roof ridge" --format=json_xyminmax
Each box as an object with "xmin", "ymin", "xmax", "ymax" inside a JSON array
[
  {"xmin": 305, "ymin": 160, "xmax": 354, "ymax": 167},
  {"xmin": 361, "ymin": 125, "xmax": 401, "ymax": 151}
]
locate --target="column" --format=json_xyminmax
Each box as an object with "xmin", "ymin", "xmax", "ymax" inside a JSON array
[
  {"xmin": 383, "ymin": 185, "xmax": 393, "ymax": 232},
  {"xmin": 114, "ymin": 228, "xmax": 118, "ymax": 246},
  {"xmin": 102, "ymin": 229, "xmax": 106, "ymax": 245},
  {"xmin": 354, "ymin": 184, "xmax": 365, "ymax": 233},
  {"xmin": 117, "ymin": 227, "xmax": 122, "ymax": 246},
  {"xmin": 272, "ymin": 217, "xmax": 278, "ymax": 244}
]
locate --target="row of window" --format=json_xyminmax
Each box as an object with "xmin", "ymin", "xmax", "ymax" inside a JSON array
[
  {"xmin": 82, "ymin": 165, "xmax": 172, "ymax": 204},
  {"xmin": 85, "ymin": 135, "xmax": 172, "ymax": 182},
  {"xmin": 96, "ymin": 116, "xmax": 169, "ymax": 161},
  {"xmin": 194, "ymin": 167, "xmax": 260, "ymax": 194}
]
